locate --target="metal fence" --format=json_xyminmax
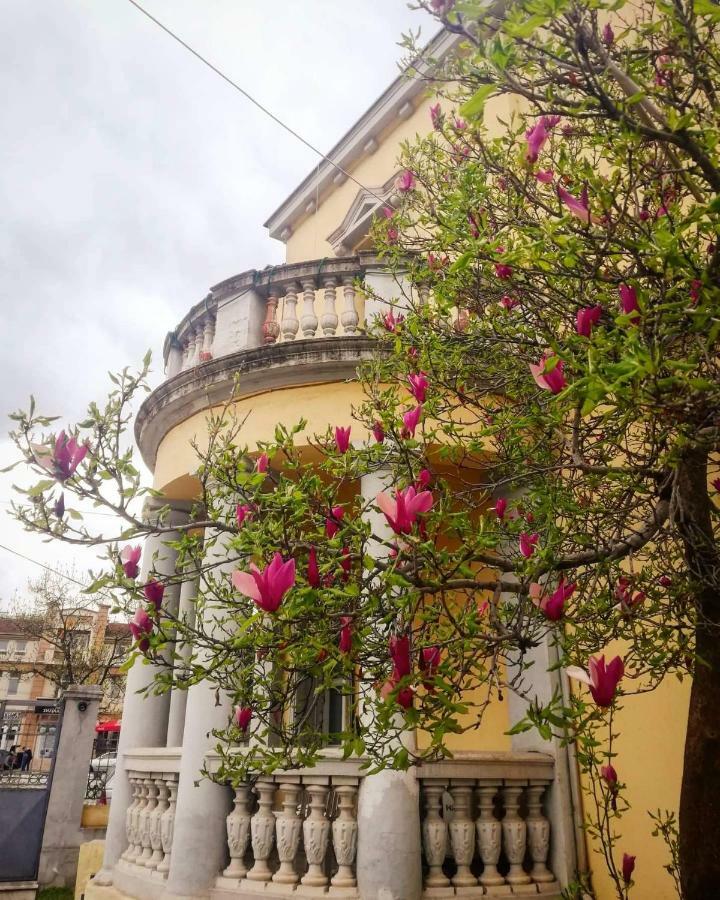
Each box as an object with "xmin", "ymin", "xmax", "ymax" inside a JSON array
[
  {"xmin": 0, "ymin": 699, "xmax": 61, "ymax": 788},
  {"xmin": 85, "ymin": 733, "xmax": 117, "ymax": 803}
]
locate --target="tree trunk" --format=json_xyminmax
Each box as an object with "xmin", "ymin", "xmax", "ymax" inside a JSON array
[{"xmin": 676, "ymin": 449, "xmax": 720, "ymax": 899}]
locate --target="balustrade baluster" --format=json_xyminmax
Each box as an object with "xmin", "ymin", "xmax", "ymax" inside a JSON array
[
  {"xmin": 300, "ymin": 780, "xmax": 331, "ymax": 887},
  {"xmin": 247, "ymin": 778, "xmax": 276, "ymax": 882},
  {"xmin": 193, "ymin": 326, "xmax": 204, "ymax": 365},
  {"xmin": 421, "ymin": 780, "xmax": 450, "ymax": 888},
  {"xmin": 330, "ymin": 783, "xmax": 359, "ymax": 889},
  {"xmin": 122, "ymin": 776, "xmax": 140, "ymax": 862},
  {"xmin": 222, "ymin": 783, "xmax": 252, "ymax": 880},
  {"xmin": 300, "ymin": 279, "xmax": 318, "ymax": 338},
  {"xmin": 281, "ymin": 282, "xmax": 300, "ymax": 341},
  {"xmin": 139, "ymin": 777, "xmax": 157, "ymax": 866},
  {"xmin": 273, "ymin": 779, "xmax": 303, "ymax": 884},
  {"xmin": 131, "ymin": 777, "xmax": 148, "ymax": 864},
  {"xmin": 148, "ymin": 776, "xmax": 168, "ymax": 869},
  {"xmin": 527, "ymin": 781, "xmax": 554, "ymax": 883},
  {"xmin": 320, "ymin": 277, "xmax": 339, "ymax": 336},
  {"xmin": 418, "ymin": 284, "xmax": 431, "ymax": 307},
  {"xmin": 448, "ymin": 780, "xmax": 477, "ymax": 887},
  {"xmin": 201, "ymin": 316, "xmax": 215, "ymax": 361},
  {"xmin": 503, "ymin": 783, "xmax": 531, "ymax": 885},
  {"xmin": 340, "ymin": 277, "xmax": 360, "ymax": 335},
  {"xmin": 157, "ymin": 776, "xmax": 178, "ymax": 876},
  {"xmin": 475, "ymin": 782, "xmax": 504, "ymax": 888},
  {"xmin": 263, "ymin": 292, "xmax": 280, "ymax": 344}
]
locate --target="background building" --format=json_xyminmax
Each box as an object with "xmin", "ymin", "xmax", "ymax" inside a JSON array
[{"xmin": 0, "ymin": 605, "xmax": 130, "ymax": 770}]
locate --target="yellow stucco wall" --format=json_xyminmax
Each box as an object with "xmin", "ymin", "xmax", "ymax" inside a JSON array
[{"xmin": 580, "ymin": 670, "xmax": 689, "ymax": 900}]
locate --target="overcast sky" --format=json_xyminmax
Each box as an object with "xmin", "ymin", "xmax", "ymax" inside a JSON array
[{"xmin": 0, "ymin": 0, "xmax": 435, "ymax": 607}]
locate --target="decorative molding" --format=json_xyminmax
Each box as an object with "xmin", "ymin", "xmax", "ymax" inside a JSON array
[{"xmin": 326, "ymin": 175, "xmax": 397, "ymax": 255}]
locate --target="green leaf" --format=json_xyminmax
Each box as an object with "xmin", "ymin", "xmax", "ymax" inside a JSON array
[{"xmin": 459, "ymin": 83, "xmax": 496, "ymax": 121}]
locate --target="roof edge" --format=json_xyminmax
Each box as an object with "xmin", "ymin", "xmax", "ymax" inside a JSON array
[{"xmin": 263, "ymin": 28, "xmax": 461, "ymax": 242}]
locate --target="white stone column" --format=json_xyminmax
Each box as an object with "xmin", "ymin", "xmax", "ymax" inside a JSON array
[
  {"xmin": 163, "ymin": 526, "xmax": 235, "ymax": 899},
  {"xmin": 93, "ymin": 500, "xmax": 191, "ymax": 886},
  {"xmin": 361, "ymin": 260, "xmax": 410, "ymax": 324},
  {"xmin": 166, "ymin": 572, "xmax": 198, "ymax": 747},
  {"xmin": 356, "ymin": 469, "xmax": 422, "ymax": 900},
  {"xmin": 165, "ymin": 339, "xmax": 183, "ymax": 378}
]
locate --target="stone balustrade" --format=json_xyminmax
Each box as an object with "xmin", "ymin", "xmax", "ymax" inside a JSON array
[
  {"xmin": 108, "ymin": 751, "xmax": 561, "ymax": 900},
  {"xmin": 418, "ymin": 757, "xmax": 560, "ymax": 897},
  {"xmin": 214, "ymin": 763, "xmax": 361, "ymax": 898},
  {"xmin": 118, "ymin": 768, "xmax": 179, "ymax": 882},
  {"xmin": 164, "ymin": 255, "xmax": 381, "ymax": 379}
]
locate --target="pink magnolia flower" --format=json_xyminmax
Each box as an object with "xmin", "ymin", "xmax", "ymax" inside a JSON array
[
  {"xmin": 307, "ymin": 546, "xmax": 320, "ymax": 588},
  {"xmin": 402, "ymin": 405, "xmax": 423, "ymax": 438},
  {"xmin": 232, "ymin": 553, "xmax": 296, "ymax": 613},
  {"xmin": 334, "ymin": 426, "xmax": 351, "ymax": 454},
  {"xmin": 519, "ymin": 532, "xmax": 539, "ymax": 558},
  {"xmin": 622, "ymin": 854, "xmax": 636, "ymax": 884},
  {"xmin": 690, "ymin": 279, "xmax": 702, "ymax": 304},
  {"xmin": 382, "ymin": 310, "xmax": 405, "ymax": 333},
  {"xmin": 576, "ymin": 304, "xmax": 602, "ymax": 337},
  {"xmin": 53, "ymin": 493, "xmax": 65, "ymax": 519},
  {"xmin": 396, "ymin": 170, "xmax": 416, "ymax": 193},
  {"xmin": 339, "ymin": 616, "xmax": 353, "ymax": 654},
  {"xmin": 540, "ymin": 579, "xmax": 576, "ymax": 621},
  {"xmin": 129, "ymin": 608, "xmax": 153, "ymax": 651},
  {"xmin": 428, "ymin": 252, "xmax": 449, "ymax": 270},
  {"xmin": 33, "ymin": 431, "xmax": 89, "ymax": 482},
  {"xmin": 120, "ymin": 545, "xmax": 142, "ymax": 579},
  {"xmin": 499, "ymin": 295, "xmax": 518, "ymax": 311},
  {"xmin": 389, "ymin": 634, "xmax": 412, "ymax": 680},
  {"xmin": 144, "ymin": 580, "xmax": 164, "ymax": 612},
  {"xmin": 638, "ymin": 207, "xmax": 651, "ymax": 221},
  {"xmin": 235, "ymin": 706, "xmax": 252, "ymax": 733},
  {"xmin": 567, "ymin": 654, "xmax": 624, "ymax": 707},
  {"xmin": 431, "ymin": 0, "xmax": 454, "ymax": 15},
  {"xmin": 602, "ymin": 22, "xmax": 614, "ymax": 46},
  {"xmin": 325, "ymin": 505, "xmax": 345, "ymax": 538},
  {"xmin": 658, "ymin": 574, "xmax": 673, "ymax": 588},
  {"xmin": 419, "ymin": 645, "xmax": 441, "ymax": 690},
  {"xmin": 529, "ymin": 353, "xmax": 567, "ymax": 394},
  {"xmin": 619, "ymin": 284, "xmax": 640, "ymax": 319},
  {"xmin": 416, "ymin": 468, "xmax": 432, "ymax": 489},
  {"xmin": 525, "ymin": 115, "xmax": 561, "ymax": 163},
  {"xmin": 601, "ymin": 763, "xmax": 618, "ymax": 787},
  {"xmin": 712, "ymin": 477, "xmax": 720, "ymax": 492},
  {"xmin": 558, "ymin": 185, "xmax": 601, "ymax": 224},
  {"xmin": 495, "ymin": 498, "xmax": 507, "ymax": 519},
  {"xmin": 494, "ymin": 262, "xmax": 513, "ymax": 279},
  {"xmin": 454, "ymin": 116, "xmax": 467, "ymax": 131},
  {"xmin": 429, "ymin": 102, "xmax": 442, "ymax": 130},
  {"xmin": 535, "ymin": 169, "xmax": 554, "ymax": 184},
  {"xmin": 372, "ymin": 421, "xmax": 385, "ymax": 444},
  {"xmin": 408, "ymin": 372, "xmax": 429, "ymax": 403},
  {"xmin": 376, "ymin": 486, "xmax": 434, "ymax": 535},
  {"xmin": 387, "ymin": 226, "xmax": 399, "ymax": 244},
  {"xmin": 236, "ymin": 504, "xmax": 253, "ymax": 527},
  {"xmin": 256, "ymin": 453, "xmax": 269, "ymax": 474},
  {"xmin": 396, "ymin": 686, "xmax": 414, "ymax": 709}
]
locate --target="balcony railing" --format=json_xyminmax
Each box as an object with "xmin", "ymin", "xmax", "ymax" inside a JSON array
[
  {"xmin": 163, "ymin": 254, "xmax": 387, "ymax": 380},
  {"xmin": 114, "ymin": 751, "xmax": 560, "ymax": 899}
]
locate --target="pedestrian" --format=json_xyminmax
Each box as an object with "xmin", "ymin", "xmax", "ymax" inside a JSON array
[
  {"xmin": 13, "ymin": 748, "xmax": 22, "ymax": 769},
  {"xmin": 21, "ymin": 747, "xmax": 33, "ymax": 771}
]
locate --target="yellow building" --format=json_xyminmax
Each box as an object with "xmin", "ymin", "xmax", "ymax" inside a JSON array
[{"xmin": 87, "ymin": 28, "xmax": 685, "ymax": 900}]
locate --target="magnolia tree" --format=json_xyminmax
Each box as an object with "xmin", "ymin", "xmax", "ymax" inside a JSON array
[{"xmin": 5, "ymin": 0, "xmax": 720, "ymax": 897}]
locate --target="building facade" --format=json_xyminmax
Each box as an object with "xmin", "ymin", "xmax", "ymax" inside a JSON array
[
  {"xmin": 0, "ymin": 606, "xmax": 130, "ymax": 771},
  {"xmin": 87, "ymin": 30, "xmax": 686, "ymax": 900}
]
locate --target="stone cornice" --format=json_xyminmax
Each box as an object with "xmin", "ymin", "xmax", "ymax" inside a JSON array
[
  {"xmin": 263, "ymin": 29, "xmax": 462, "ymax": 243},
  {"xmin": 135, "ymin": 336, "xmax": 380, "ymax": 472}
]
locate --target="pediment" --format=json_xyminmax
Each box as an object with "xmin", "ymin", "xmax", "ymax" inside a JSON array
[{"xmin": 326, "ymin": 174, "xmax": 398, "ymax": 255}]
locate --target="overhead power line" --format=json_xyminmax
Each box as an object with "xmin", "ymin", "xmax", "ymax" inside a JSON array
[
  {"xmin": 0, "ymin": 542, "xmax": 119, "ymax": 607},
  {"xmin": 124, "ymin": 0, "xmax": 385, "ymax": 204}
]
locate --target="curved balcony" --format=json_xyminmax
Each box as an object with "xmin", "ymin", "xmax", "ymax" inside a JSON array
[{"xmin": 135, "ymin": 253, "xmax": 395, "ymax": 472}]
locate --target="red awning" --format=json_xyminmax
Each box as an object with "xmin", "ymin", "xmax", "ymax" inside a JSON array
[{"xmin": 95, "ymin": 720, "xmax": 121, "ymax": 733}]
